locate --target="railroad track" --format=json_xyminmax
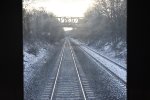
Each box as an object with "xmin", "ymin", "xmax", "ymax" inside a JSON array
[
  {"xmin": 70, "ymin": 39, "xmax": 126, "ymax": 85},
  {"xmin": 84, "ymin": 46, "xmax": 126, "ymax": 71},
  {"xmin": 71, "ymin": 39, "xmax": 126, "ymax": 70},
  {"xmin": 40, "ymin": 39, "xmax": 97, "ymax": 100}
]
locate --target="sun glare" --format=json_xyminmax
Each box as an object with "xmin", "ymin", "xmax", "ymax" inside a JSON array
[
  {"xmin": 63, "ymin": 27, "xmax": 73, "ymax": 31},
  {"xmin": 26, "ymin": 0, "xmax": 94, "ymax": 17}
]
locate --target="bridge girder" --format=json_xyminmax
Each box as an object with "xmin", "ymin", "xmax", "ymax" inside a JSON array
[{"xmin": 56, "ymin": 17, "xmax": 83, "ymax": 27}]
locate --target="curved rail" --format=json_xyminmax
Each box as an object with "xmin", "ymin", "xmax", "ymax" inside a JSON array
[
  {"xmin": 72, "ymin": 38, "xmax": 126, "ymax": 70},
  {"xmin": 70, "ymin": 40, "xmax": 126, "ymax": 85},
  {"xmin": 80, "ymin": 46, "xmax": 126, "ymax": 85},
  {"xmin": 85, "ymin": 46, "xmax": 126, "ymax": 71}
]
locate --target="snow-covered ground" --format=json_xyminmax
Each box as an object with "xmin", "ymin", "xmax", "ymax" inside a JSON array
[
  {"xmin": 23, "ymin": 41, "xmax": 55, "ymax": 90},
  {"xmin": 23, "ymin": 39, "xmax": 64, "ymax": 100},
  {"xmin": 93, "ymin": 41, "xmax": 127, "ymax": 68},
  {"xmin": 71, "ymin": 38, "xmax": 126, "ymax": 83},
  {"xmin": 72, "ymin": 38, "xmax": 127, "ymax": 68}
]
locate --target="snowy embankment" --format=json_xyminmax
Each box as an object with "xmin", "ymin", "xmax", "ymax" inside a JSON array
[
  {"xmin": 93, "ymin": 41, "xmax": 127, "ymax": 68},
  {"xmin": 23, "ymin": 41, "xmax": 55, "ymax": 88},
  {"xmin": 70, "ymin": 38, "xmax": 126, "ymax": 83},
  {"xmin": 75, "ymin": 39, "xmax": 127, "ymax": 68}
]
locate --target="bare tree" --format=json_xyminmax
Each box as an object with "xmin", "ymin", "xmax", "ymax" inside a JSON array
[
  {"xmin": 72, "ymin": 0, "xmax": 126, "ymax": 48},
  {"xmin": 23, "ymin": 8, "xmax": 65, "ymax": 44}
]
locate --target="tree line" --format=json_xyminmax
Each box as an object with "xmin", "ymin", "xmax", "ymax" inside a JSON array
[
  {"xmin": 72, "ymin": 0, "xmax": 126, "ymax": 49},
  {"xmin": 23, "ymin": 7, "xmax": 65, "ymax": 44}
]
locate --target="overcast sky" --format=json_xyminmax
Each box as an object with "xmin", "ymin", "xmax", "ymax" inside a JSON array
[{"xmin": 23, "ymin": 0, "xmax": 94, "ymax": 17}]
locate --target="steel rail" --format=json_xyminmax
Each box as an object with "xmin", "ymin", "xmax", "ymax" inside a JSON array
[
  {"xmin": 71, "ymin": 40, "xmax": 126, "ymax": 85},
  {"xmin": 68, "ymin": 39, "xmax": 87, "ymax": 100},
  {"xmin": 50, "ymin": 41, "xmax": 66, "ymax": 100}
]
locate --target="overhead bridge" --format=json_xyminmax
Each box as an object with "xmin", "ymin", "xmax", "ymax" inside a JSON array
[{"xmin": 56, "ymin": 17, "xmax": 84, "ymax": 27}]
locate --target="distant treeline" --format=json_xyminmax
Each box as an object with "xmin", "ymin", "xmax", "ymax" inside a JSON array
[
  {"xmin": 23, "ymin": 8, "xmax": 65, "ymax": 44},
  {"xmin": 72, "ymin": 0, "xmax": 126, "ymax": 48}
]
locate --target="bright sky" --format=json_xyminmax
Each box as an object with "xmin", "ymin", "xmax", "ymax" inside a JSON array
[
  {"xmin": 24, "ymin": 0, "xmax": 94, "ymax": 17},
  {"xmin": 24, "ymin": 0, "xmax": 94, "ymax": 31}
]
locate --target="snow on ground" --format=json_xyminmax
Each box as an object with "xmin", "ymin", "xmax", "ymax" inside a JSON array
[
  {"xmin": 23, "ymin": 41, "xmax": 55, "ymax": 87},
  {"xmin": 23, "ymin": 39, "xmax": 64, "ymax": 100},
  {"xmin": 24, "ymin": 48, "xmax": 47, "ymax": 83},
  {"xmin": 96, "ymin": 41, "xmax": 127, "ymax": 68},
  {"xmin": 71, "ymin": 38, "xmax": 126, "ymax": 83},
  {"xmin": 71, "ymin": 38, "xmax": 127, "ymax": 68},
  {"xmin": 90, "ymin": 45, "xmax": 127, "ymax": 68}
]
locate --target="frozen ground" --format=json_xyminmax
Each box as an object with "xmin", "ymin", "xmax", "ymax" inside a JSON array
[
  {"xmin": 71, "ymin": 40, "xmax": 126, "ymax": 100},
  {"xmin": 71, "ymin": 38, "xmax": 127, "ymax": 68},
  {"xmin": 23, "ymin": 41, "xmax": 54, "ymax": 86},
  {"xmin": 23, "ymin": 40, "xmax": 58, "ymax": 100},
  {"xmin": 71, "ymin": 38, "xmax": 126, "ymax": 83},
  {"xmin": 93, "ymin": 41, "xmax": 127, "ymax": 68}
]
